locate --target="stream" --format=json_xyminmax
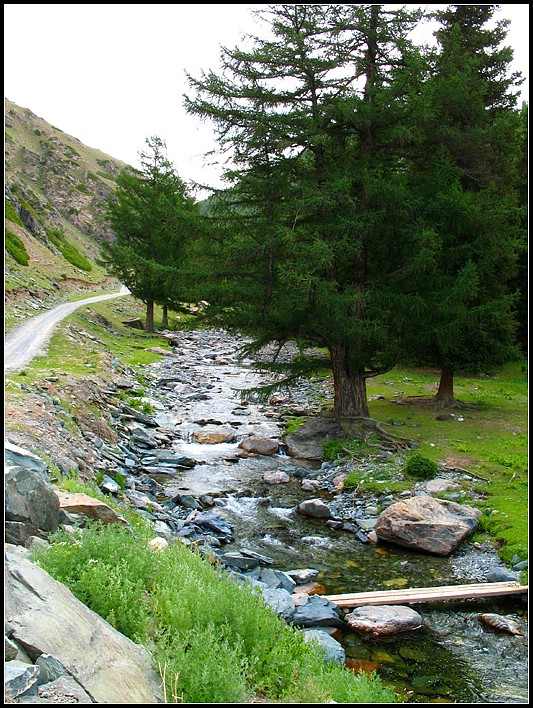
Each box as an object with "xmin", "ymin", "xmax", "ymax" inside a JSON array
[{"xmin": 140, "ymin": 328, "xmax": 527, "ymax": 703}]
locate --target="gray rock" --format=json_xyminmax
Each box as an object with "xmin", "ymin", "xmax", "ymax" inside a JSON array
[
  {"xmin": 486, "ymin": 566, "xmax": 518, "ymax": 582},
  {"xmin": 220, "ymin": 552, "xmax": 259, "ymax": 570},
  {"xmin": 261, "ymin": 587, "xmax": 296, "ymax": 620},
  {"xmin": 284, "ymin": 417, "xmax": 344, "ymax": 460},
  {"xmin": 297, "ymin": 499, "xmax": 331, "ymax": 519},
  {"xmin": 38, "ymin": 675, "xmax": 94, "ymax": 703},
  {"xmin": 5, "ymin": 466, "xmax": 61, "ymax": 544},
  {"xmin": 4, "ymin": 660, "xmax": 40, "ymax": 699},
  {"xmin": 291, "ymin": 595, "xmax": 343, "ymax": 627},
  {"xmin": 346, "ymin": 605, "xmax": 423, "ymax": 636},
  {"xmin": 285, "ymin": 568, "xmax": 319, "ymax": 584},
  {"xmin": 4, "ymin": 546, "xmax": 163, "ymax": 703},
  {"xmin": 304, "ymin": 628, "xmax": 346, "ymax": 664},
  {"xmin": 4, "ymin": 443, "xmax": 48, "ymax": 479},
  {"xmin": 35, "ymin": 653, "xmax": 69, "ymax": 684}
]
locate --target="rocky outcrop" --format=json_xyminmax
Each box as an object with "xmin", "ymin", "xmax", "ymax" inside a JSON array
[
  {"xmin": 375, "ymin": 496, "xmax": 481, "ymax": 556},
  {"xmin": 4, "ymin": 544, "xmax": 163, "ymax": 703},
  {"xmin": 5, "ymin": 465, "xmax": 61, "ymax": 545}
]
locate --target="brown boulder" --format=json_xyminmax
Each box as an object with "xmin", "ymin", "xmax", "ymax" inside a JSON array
[
  {"xmin": 375, "ymin": 496, "xmax": 480, "ymax": 556},
  {"xmin": 238, "ymin": 436, "xmax": 279, "ymax": 455},
  {"xmin": 55, "ymin": 492, "xmax": 128, "ymax": 525}
]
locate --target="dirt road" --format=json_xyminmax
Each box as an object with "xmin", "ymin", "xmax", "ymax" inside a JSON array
[{"xmin": 4, "ymin": 287, "xmax": 130, "ymax": 372}]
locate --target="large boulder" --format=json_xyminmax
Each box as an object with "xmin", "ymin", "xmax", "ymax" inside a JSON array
[
  {"xmin": 4, "ymin": 545, "xmax": 163, "ymax": 703},
  {"xmin": 345, "ymin": 605, "xmax": 423, "ymax": 636},
  {"xmin": 238, "ymin": 436, "xmax": 279, "ymax": 455},
  {"xmin": 375, "ymin": 496, "xmax": 481, "ymax": 556},
  {"xmin": 5, "ymin": 466, "xmax": 61, "ymax": 545},
  {"xmin": 284, "ymin": 417, "xmax": 344, "ymax": 460}
]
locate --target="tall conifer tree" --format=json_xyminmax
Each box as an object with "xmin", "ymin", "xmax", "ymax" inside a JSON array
[
  {"xmin": 185, "ymin": 4, "xmax": 426, "ymax": 426},
  {"xmin": 103, "ymin": 137, "xmax": 198, "ymax": 332},
  {"xmin": 401, "ymin": 5, "xmax": 525, "ymax": 402}
]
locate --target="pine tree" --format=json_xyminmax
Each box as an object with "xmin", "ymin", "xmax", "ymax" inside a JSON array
[
  {"xmin": 102, "ymin": 137, "xmax": 199, "ymax": 332},
  {"xmin": 184, "ymin": 4, "xmax": 426, "ymax": 433},
  {"xmin": 400, "ymin": 4, "xmax": 525, "ymax": 402}
]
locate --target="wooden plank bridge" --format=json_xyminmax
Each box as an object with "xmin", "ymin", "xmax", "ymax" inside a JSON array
[{"xmin": 301, "ymin": 581, "xmax": 528, "ymax": 608}]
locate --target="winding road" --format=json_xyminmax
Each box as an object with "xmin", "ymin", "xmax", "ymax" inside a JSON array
[{"xmin": 4, "ymin": 286, "xmax": 130, "ymax": 373}]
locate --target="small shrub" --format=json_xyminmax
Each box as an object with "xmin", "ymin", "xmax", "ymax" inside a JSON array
[{"xmin": 403, "ymin": 453, "xmax": 438, "ymax": 480}]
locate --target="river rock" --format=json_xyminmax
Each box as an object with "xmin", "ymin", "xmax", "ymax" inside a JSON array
[
  {"xmin": 263, "ymin": 470, "xmax": 290, "ymax": 485},
  {"xmin": 345, "ymin": 605, "xmax": 423, "ymax": 636},
  {"xmin": 193, "ymin": 430, "xmax": 234, "ymax": 444},
  {"xmin": 291, "ymin": 594, "xmax": 343, "ymax": 627},
  {"xmin": 4, "ymin": 545, "xmax": 163, "ymax": 703},
  {"xmin": 297, "ymin": 498, "xmax": 331, "ymax": 519},
  {"xmin": 479, "ymin": 613, "xmax": 523, "ymax": 635},
  {"xmin": 238, "ymin": 436, "xmax": 279, "ymax": 455},
  {"xmin": 284, "ymin": 417, "xmax": 344, "ymax": 460},
  {"xmin": 374, "ymin": 496, "xmax": 481, "ymax": 556},
  {"xmin": 304, "ymin": 628, "xmax": 346, "ymax": 664}
]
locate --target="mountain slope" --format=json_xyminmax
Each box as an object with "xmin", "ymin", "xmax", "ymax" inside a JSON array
[{"xmin": 5, "ymin": 99, "xmax": 129, "ymax": 327}]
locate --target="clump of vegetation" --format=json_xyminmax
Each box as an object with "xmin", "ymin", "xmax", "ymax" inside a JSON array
[
  {"xmin": 47, "ymin": 227, "xmax": 92, "ymax": 272},
  {"xmin": 5, "ymin": 229, "xmax": 29, "ymax": 265},
  {"xmin": 5, "ymin": 198, "xmax": 24, "ymax": 227},
  {"xmin": 31, "ymin": 522, "xmax": 400, "ymax": 704},
  {"xmin": 403, "ymin": 453, "xmax": 438, "ymax": 480},
  {"xmin": 323, "ymin": 437, "xmax": 369, "ymax": 461}
]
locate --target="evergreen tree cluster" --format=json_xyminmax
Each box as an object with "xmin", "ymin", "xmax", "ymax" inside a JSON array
[{"xmin": 101, "ymin": 5, "xmax": 526, "ymax": 420}]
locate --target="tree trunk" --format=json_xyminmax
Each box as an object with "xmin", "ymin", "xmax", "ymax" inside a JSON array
[
  {"xmin": 330, "ymin": 344, "xmax": 369, "ymax": 418},
  {"xmin": 435, "ymin": 365, "xmax": 455, "ymax": 402},
  {"xmin": 145, "ymin": 300, "xmax": 155, "ymax": 333},
  {"xmin": 161, "ymin": 305, "xmax": 169, "ymax": 329}
]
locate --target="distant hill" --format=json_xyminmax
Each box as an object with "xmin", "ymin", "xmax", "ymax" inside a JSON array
[{"xmin": 4, "ymin": 99, "xmax": 130, "ymax": 325}]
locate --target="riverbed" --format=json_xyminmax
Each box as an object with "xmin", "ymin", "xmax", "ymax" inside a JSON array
[{"xmin": 142, "ymin": 328, "xmax": 528, "ymax": 703}]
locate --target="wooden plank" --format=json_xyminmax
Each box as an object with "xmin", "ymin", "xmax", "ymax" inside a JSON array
[{"xmin": 312, "ymin": 582, "xmax": 528, "ymax": 608}]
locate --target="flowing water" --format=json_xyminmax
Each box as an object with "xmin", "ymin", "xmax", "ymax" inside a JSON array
[{"xmin": 146, "ymin": 329, "xmax": 528, "ymax": 703}]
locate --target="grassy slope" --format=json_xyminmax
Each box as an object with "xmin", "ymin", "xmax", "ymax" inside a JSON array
[{"xmin": 5, "ymin": 99, "xmax": 127, "ymax": 326}]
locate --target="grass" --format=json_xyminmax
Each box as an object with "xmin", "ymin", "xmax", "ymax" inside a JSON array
[
  {"xmin": 366, "ymin": 363, "xmax": 528, "ymax": 562},
  {"xmin": 30, "ymin": 519, "xmax": 400, "ymax": 704},
  {"xmin": 318, "ymin": 361, "xmax": 527, "ymax": 565}
]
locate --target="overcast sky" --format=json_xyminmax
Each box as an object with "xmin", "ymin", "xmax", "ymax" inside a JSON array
[{"xmin": 4, "ymin": 4, "xmax": 529, "ymax": 198}]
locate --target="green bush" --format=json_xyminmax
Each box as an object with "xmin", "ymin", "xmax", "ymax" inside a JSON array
[
  {"xmin": 5, "ymin": 229, "xmax": 29, "ymax": 265},
  {"xmin": 32, "ymin": 522, "xmax": 401, "ymax": 704},
  {"xmin": 403, "ymin": 453, "xmax": 438, "ymax": 480},
  {"xmin": 46, "ymin": 227, "xmax": 92, "ymax": 272},
  {"xmin": 5, "ymin": 199, "xmax": 23, "ymax": 227}
]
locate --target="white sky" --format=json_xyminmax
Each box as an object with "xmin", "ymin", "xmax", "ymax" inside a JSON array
[{"xmin": 4, "ymin": 4, "xmax": 529, "ymax": 199}]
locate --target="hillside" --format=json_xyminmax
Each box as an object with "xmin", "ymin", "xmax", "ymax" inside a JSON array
[{"xmin": 4, "ymin": 99, "xmax": 128, "ymax": 327}]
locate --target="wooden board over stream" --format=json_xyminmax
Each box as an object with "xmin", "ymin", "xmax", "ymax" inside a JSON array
[{"xmin": 309, "ymin": 582, "xmax": 528, "ymax": 608}]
